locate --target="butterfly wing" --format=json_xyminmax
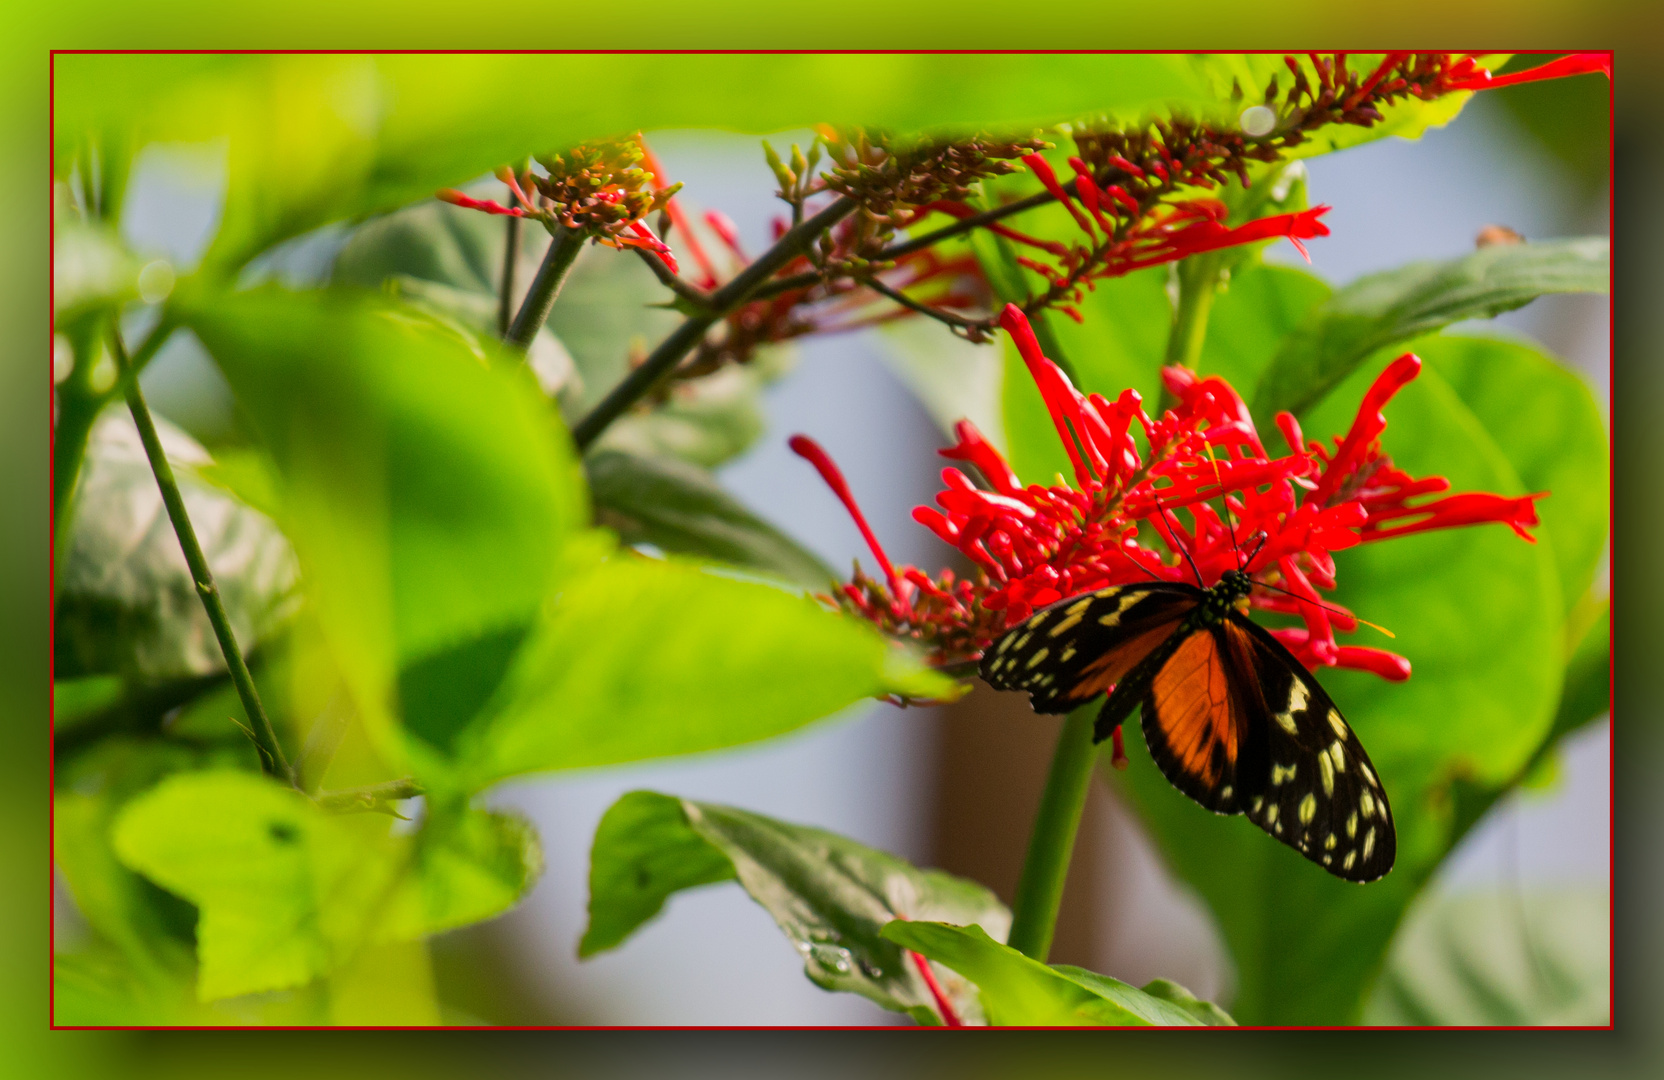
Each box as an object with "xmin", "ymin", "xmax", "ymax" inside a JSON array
[
  {"xmin": 1216, "ymin": 613, "xmax": 1396, "ymax": 883},
  {"xmin": 1138, "ymin": 624, "xmax": 1254, "ymax": 815},
  {"xmin": 980, "ymin": 584, "xmax": 1201, "ymax": 717}
]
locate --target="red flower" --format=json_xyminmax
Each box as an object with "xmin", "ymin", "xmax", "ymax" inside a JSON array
[
  {"xmin": 1439, "ymin": 53, "xmax": 1611, "ymax": 93},
  {"xmin": 793, "ymin": 305, "xmax": 1546, "ymax": 693}
]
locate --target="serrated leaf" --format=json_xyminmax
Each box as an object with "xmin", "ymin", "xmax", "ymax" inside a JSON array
[
  {"xmin": 110, "ymin": 771, "xmax": 539, "ymax": 1002},
  {"xmin": 582, "ymin": 792, "xmax": 1009, "ymax": 1023},
  {"xmin": 1251, "ymin": 238, "xmax": 1609, "ymax": 424},
  {"xmin": 880, "ymin": 921, "xmax": 1219, "ymax": 1026},
  {"xmin": 56, "ymin": 412, "xmax": 300, "ymax": 681},
  {"xmin": 456, "ymin": 555, "xmax": 953, "ymax": 785},
  {"xmin": 586, "ymin": 449, "xmax": 835, "ymax": 588}
]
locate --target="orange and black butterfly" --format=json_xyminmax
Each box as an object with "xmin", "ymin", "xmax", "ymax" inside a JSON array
[{"xmin": 980, "ymin": 567, "xmax": 1395, "ymax": 882}]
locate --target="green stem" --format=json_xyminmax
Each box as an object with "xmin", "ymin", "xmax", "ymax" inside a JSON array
[
  {"xmin": 109, "ymin": 322, "xmax": 296, "ymax": 787},
  {"xmin": 505, "ymin": 227, "xmax": 583, "ymax": 353},
  {"xmin": 496, "ymin": 211, "xmax": 522, "ymax": 338},
  {"xmin": 1157, "ymin": 254, "xmax": 1225, "ymax": 412},
  {"xmin": 571, "ymin": 196, "xmax": 857, "ymax": 451},
  {"xmin": 1007, "ymin": 707, "xmax": 1099, "ymax": 962}
]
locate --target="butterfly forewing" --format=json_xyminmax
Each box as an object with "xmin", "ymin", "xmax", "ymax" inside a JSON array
[
  {"xmin": 1217, "ymin": 615, "xmax": 1396, "ymax": 882},
  {"xmin": 979, "ymin": 584, "xmax": 1200, "ymax": 716}
]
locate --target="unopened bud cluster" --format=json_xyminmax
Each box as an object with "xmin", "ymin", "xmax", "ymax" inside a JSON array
[
  {"xmin": 817, "ymin": 128, "xmax": 1050, "ymax": 228},
  {"xmin": 530, "ymin": 139, "xmax": 682, "ymax": 240}
]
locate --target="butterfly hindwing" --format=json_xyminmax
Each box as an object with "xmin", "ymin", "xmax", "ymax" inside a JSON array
[
  {"xmin": 1217, "ymin": 614, "xmax": 1396, "ymax": 883},
  {"xmin": 1139, "ymin": 625, "xmax": 1252, "ymax": 815},
  {"xmin": 980, "ymin": 584, "xmax": 1201, "ymax": 716}
]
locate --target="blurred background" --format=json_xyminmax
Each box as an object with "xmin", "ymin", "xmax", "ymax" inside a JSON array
[{"xmin": 96, "ymin": 74, "xmax": 1611, "ymax": 1025}]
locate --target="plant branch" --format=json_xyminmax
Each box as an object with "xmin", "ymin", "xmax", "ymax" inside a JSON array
[
  {"xmin": 109, "ymin": 321, "xmax": 296, "ymax": 788},
  {"xmin": 1007, "ymin": 706, "xmax": 1098, "ymax": 962},
  {"xmin": 858, "ymin": 275, "xmax": 986, "ymax": 339},
  {"xmin": 506, "ymin": 226, "xmax": 584, "ymax": 353},
  {"xmin": 572, "ymin": 196, "xmax": 857, "ymax": 450},
  {"xmin": 634, "ymin": 247, "xmax": 715, "ymax": 310},
  {"xmin": 1158, "ymin": 252, "xmax": 1226, "ymax": 412}
]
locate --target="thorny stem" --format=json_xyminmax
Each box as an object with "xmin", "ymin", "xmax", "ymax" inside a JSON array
[
  {"xmin": 1007, "ymin": 706, "xmax": 1098, "ymax": 962},
  {"xmin": 109, "ymin": 321, "xmax": 296, "ymax": 788},
  {"xmin": 572, "ymin": 196, "xmax": 857, "ymax": 450},
  {"xmin": 506, "ymin": 227, "xmax": 584, "ymax": 353}
]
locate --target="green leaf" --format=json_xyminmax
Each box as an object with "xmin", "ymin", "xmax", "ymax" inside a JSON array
[
  {"xmin": 456, "ymin": 554, "xmax": 952, "ymax": 785},
  {"xmin": 1552, "ymin": 601, "xmax": 1611, "ymax": 740},
  {"xmin": 587, "ymin": 450, "xmax": 835, "ymax": 588},
  {"xmin": 1138, "ymin": 977, "xmax": 1238, "ymax": 1025},
  {"xmin": 55, "ymin": 411, "xmax": 300, "ymax": 681},
  {"xmin": 1197, "ymin": 263, "xmax": 1331, "ymax": 400},
  {"xmin": 880, "ymin": 921, "xmax": 1218, "ymax": 1026},
  {"xmin": 1409, "ymin": 334, "xmax": 1609, "ymax": 613},
  {"xmin": 583, "ymin": 792, "xmax": 1009, "ymax": 1023},
  {"xmin": 55, "ymin": 54, "xmax": 1228, "ymax": 273},
  {"xmin": 577, "ymin": 791, "xmax": 739, "ymax": 958},
  {"xmin": 875, "ymin": 316, "xmax": 1006, "ymax": 447},
  {"xmin": 180, "ymin": 287, "xmax": 587, "ymax": 757},
  {"xmin": 1364, "ymin": 887, "xmax": 1609, "ymax": 1025},
  {"xmin": 110, "ymin": 770, "xmax": 539, "ymax": 1002},
  {"xmin": 1118, "ymin": 357, "xmax": 1564, "ymax": 1024},
  {"xmin": 1251, "ymin": 238, "xmax": 1610, "ymax": 424}
]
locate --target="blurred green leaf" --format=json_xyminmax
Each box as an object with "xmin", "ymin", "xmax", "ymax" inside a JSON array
[
  {"xmin": 1489, "ymin": 55, "xmax": 1611, "ymax": 194},
  {"xmin": 583, "ymin": 791, "xmax": 1009, "ymax": 1024},
  {"xmin": 587, "ymin": 449, "xmax": 834, "ymax": 589},
  {"xmin": 1364, "ymin": 887, "xmax": 1610, "ymax": 1025},
  {"xmin": 110, "ymin": 770, "xmax": 538, "ymax": 1002},
  {"xmin": 1410, "ymin": 334, "xmax": 1609, "ymax": 613},
  {"xmin": 456, "ymin": 554, "xmax": 953, "ymax": 785},
  {"xmin": 181, "ymin": 287, "xmax": 586, "ymax": 759},
  {"xmin": 54, "ymin": 222, "xmax": 140, "ymax": 324},
  {"xmin": 1251, "ymin": 238, "xmax": 1609, "ymax": 425},
  {"xmin": 879, "ymin": 921, "xmax": 1220, "ymax": 1026},
  {"xmin": 1116, "ymin": 358, "xmax": 1563, "ymax": 1024},
  {"xmin": 1553, "ymin": 601, "xmax": 1611, "ymax": 739},
  {"xmin": 56, "ymin": 411, "xmax": 299, "ymax": 681},
  {"xmin": 54, "ymin": 54, "xmax": 1234, "ymax": 273}
]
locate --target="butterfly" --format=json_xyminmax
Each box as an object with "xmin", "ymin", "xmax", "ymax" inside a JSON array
[{"xmin": 979, "ymin": 567, "xmax": 1395, "ymax": 882}]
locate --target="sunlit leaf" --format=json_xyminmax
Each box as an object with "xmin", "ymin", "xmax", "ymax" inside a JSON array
[
  {"xmin": 583, "ymin": 792, "xmax": 1009, "ymax": 1024},
  {"xmin": 456, "ymin": 554, "xmax": 953, "ymax": 785},
  {"xmin": 110, "ymin": 770, "xmax": 539, "ymax": 1002},
  {"xmin": 879, "ymin": 921, "xmax": 1221, "ymax": 1026}
]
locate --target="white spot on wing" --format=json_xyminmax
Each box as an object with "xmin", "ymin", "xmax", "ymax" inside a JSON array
[
  {"xmin": 1025, "ymin": 647, "xmax": 1050, "ymax": 669},
  {"xmin": 1318, "ymin": 752, "xmax": 1335, "ymax": 797},
  {"xmin": 1299, "ymin": 793, "xmax": 1317, "ymax": 824},
  {"xmin": 1328, "ymin": 709, "xmax": 1348, "ymax": 738}
]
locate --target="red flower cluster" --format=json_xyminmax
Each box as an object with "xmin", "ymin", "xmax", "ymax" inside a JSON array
[{"xmin": 793, "ymin": 305, "xmax": 1544, "ymax": 688}]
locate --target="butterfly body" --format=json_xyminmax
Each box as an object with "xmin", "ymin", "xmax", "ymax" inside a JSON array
[{"xmin": 980, "ymin": 575, "xmax": 1395, "ymax": 883}]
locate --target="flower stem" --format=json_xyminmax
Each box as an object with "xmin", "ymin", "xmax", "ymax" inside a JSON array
[
  {"xmin": 505, "ymin": 226, "xmax": 584, "ymax": 353},
  {"xmin": 571, "ymin": 196, "xmax": 856, "ymax": 450},
  {"xmin": 1157, "ymin": 253, "xmax": 1226, "ymax": 414},
  {"xmin": 1007, "ymin": 706, "xmax": 1098, "ymax": 962},
  {"xmin": 108, "ymin": 322, "xmax": 296, "ymax": 787}
]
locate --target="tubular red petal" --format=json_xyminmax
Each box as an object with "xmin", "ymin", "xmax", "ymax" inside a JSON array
[
  {"xmin": 941, "ymin": 420, "xmax": 1024, "ymax": 496},
  {"xmin": 1333, "ymin": 646, "xmax": 1412, "ymax": 681},
  {"xmin": 1023, "ymin": 152, "xmax": 1096, "ymax": 240},
  {"xmin": 790, "ymin": 435, "xmax": 905, "ymax": 600},
  {"xmin": 1446, "ymin": 52, "xmax": 1611, "ymax": 91}
]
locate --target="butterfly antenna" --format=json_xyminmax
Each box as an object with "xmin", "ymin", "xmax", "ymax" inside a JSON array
[
  {"xmin": 1203, "ymin": 447, "xmax": 1244, "ymax": 571},
  {"xmin": 1253, "ymin": 580, "xmax": 1397, "ymax": 639},
  {"xmin": 1154, "ymin": 495, "xmax": 1206, "ymax": 588}
]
